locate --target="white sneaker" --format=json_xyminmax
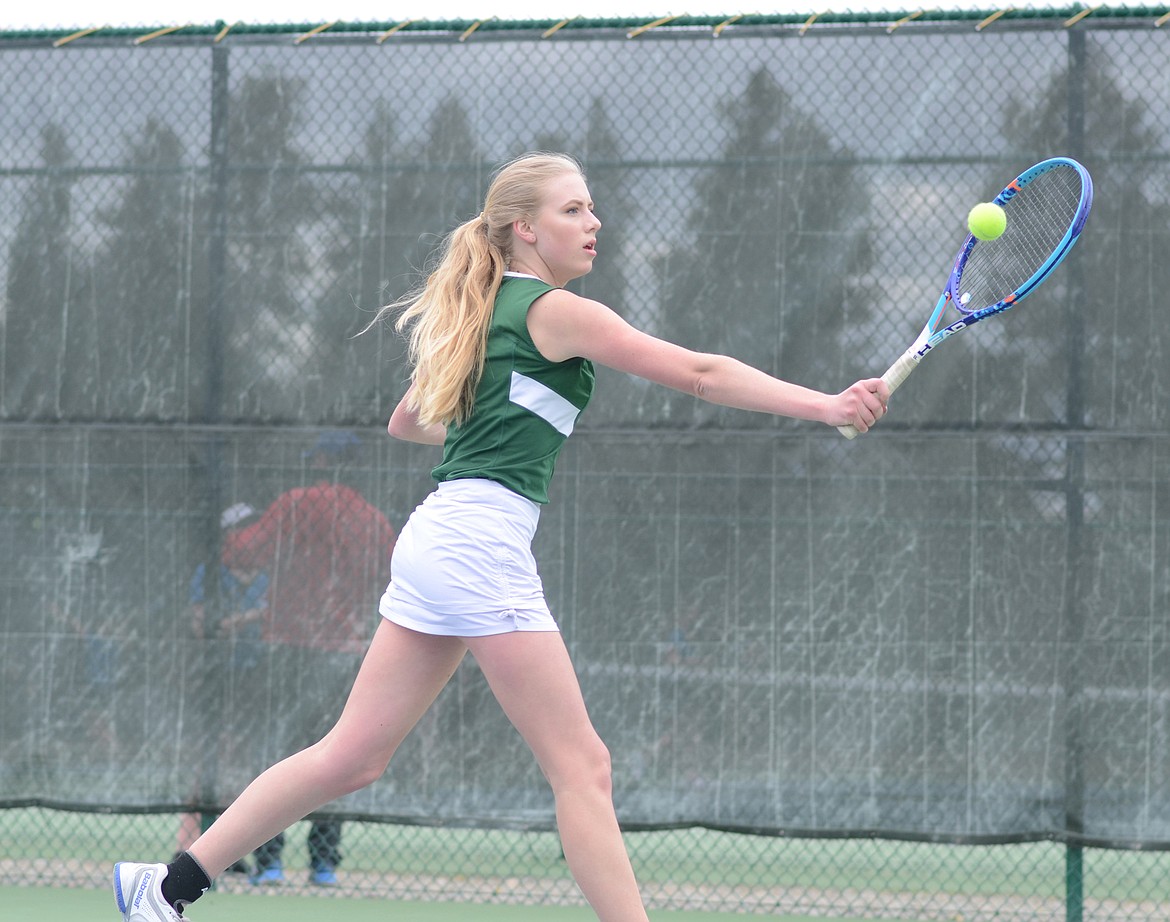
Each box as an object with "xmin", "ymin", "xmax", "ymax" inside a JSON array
[{"xmin": 113, "ymin": 862, "xmax": 184, "ymax": 922}]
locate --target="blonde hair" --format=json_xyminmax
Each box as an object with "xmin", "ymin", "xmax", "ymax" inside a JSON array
[{"xmin": 376, "ymin": 151, "xmax": 585, "ymax": 427}]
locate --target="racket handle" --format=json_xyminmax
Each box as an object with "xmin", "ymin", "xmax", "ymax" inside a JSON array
[{"xmin": 837, "ymin": 349, "xmax": 920, "ymax": 440}]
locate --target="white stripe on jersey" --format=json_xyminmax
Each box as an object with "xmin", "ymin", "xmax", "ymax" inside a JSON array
[{"xmin": 509, "ymin": 371, "xmax": 581, "ymax": 436}]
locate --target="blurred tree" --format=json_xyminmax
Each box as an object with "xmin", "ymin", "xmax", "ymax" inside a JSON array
[
  {"xmin": 3, "ymin": 125, "xmax": 86, "ymax": 419},
  {"xmin": 318, "ymin": 96, "xmax": 484, "ymax": 421},
  {"xmin": 84, "ymin": 118, "xmax": 207, "ymax": 420},
  {"xmin": 218, "ymin": 74, "xmax": 320, "ymax": 422},
  {"xmin": 328, "ymin": 101, "xmax": 402, "ymax": 320},
  {"xmin": 315, "ymin": 101, "xmax": 406, "ymax": 423},
  {"xmin": 990, "ymin": 52, "xmax": 1170, "ymax": 432},
  {"xmin": 985, "ymin": 42, "xmax": 1170, "ymax": 666},
  {"xmin": 652, "ymin": 69, "xmax": 874, "ymax": 429},
  {"xmin": 390, "ymin": 96, "xmax": 485, "ymax": 280}
]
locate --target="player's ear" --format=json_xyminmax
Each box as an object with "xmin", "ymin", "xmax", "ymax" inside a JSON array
[{"xmin": 513, "ymin": 218, "xmax": 536, "ymax": 244}]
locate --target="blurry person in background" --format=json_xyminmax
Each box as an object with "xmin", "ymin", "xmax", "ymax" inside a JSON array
[
  {"xmin": 217, "ymin": 432, "xmax": 396, "ymax": 887},
  {"xmin": 176, "ymin": 502, "xmax": 268, "ymax": 873}
]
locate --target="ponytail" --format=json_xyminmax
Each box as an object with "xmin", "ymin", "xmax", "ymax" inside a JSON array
[
  {"xmin": 394, "ymin": 217, "xmax": 505, "ymax": 427},
  {"xmin": 370, "ymin": 152, "xmax": 585, "ymax": 427}
]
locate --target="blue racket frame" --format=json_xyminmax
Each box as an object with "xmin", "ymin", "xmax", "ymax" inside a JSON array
[
  {"xmin": 913, "ymin": 156, "xmax": 1094, "ymax": 360},
  {"xmin": 838, "ymin": 156, "xmax": 1093, "ymax": 439}
]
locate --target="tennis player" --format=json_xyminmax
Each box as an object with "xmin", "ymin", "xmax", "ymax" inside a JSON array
[{"xmin": 113, "ymin": 151, "xmax": 887, "ymax": 922}]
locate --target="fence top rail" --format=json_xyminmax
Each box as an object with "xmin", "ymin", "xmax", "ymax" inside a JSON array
[{"xmin": 3, "ymin": 6, "xmax": 1170, "ymax": 46}]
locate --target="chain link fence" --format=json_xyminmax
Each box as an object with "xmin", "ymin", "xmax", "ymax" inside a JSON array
[{"xmin": 2, "ymin": 9, "xmax": 1169, "ymax": 919}]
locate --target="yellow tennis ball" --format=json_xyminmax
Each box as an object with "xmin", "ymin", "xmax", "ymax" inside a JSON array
[{"xmin": 967, "ymin": 202, "xmax": 1007, "ymax": 241}]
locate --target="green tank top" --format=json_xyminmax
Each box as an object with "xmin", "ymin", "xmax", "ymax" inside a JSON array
[{"xmin": 431, "ymin": 275, "xmax": 595, "ymax": 504}]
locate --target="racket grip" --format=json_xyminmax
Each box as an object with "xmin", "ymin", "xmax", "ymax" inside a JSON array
[{"xmin": 837, "ymin": 349, "xmax": 920, "ymax": 440}]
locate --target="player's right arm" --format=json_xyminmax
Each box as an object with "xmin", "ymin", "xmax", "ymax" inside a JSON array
[{"xmin": 526, "ymin": 289, "xmax": 887, "ymax": 431}]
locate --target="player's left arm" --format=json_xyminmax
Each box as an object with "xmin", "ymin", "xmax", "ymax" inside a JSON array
[{"xmin": 388, "ymin": 383, "xmax": 448, "ymax": 444}]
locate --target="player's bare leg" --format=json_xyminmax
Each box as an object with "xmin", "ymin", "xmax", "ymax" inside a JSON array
[
  {"xmin": 468, "ymin": 631, "xmax": 650, "ymax": 922},
  {"xmin": 187, "ymin": 621, "xmax": 466, "ymax": 876}
]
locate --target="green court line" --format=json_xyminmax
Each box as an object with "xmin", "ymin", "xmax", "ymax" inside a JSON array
[{"xmin": 1, "ymin": 886, "xmax": 885, "ymax": 922}]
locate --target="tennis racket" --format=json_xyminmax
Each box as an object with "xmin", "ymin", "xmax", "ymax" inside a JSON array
[{"xmin": 839, "ymin": 156, "xmax": 1093, "ymax": 439}]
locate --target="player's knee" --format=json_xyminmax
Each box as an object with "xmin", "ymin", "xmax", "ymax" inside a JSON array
[
  {"xmin": 312, "ymin": 737, "xmax": 393, "ymax": 795},
  {"xmin": 590, "ymin": 746, "xmax": 615, "ymax": 798},
  {"xmin": 344, "ymin": 755, "xmax": 392, "ymax": 792},
  {"xmin": 551, "ymin": 736, "xmax": 613, "ymax": 798}
]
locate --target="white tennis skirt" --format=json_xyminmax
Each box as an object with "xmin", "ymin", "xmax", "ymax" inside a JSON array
[{"xmin": 379, "ymin": 478, "xmax": 559, "ymax": 637}]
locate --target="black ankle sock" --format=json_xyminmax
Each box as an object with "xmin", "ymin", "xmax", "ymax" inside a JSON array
[{"xmin": 162, "ymin": 851, "xmax": 212, "ymax": 910}]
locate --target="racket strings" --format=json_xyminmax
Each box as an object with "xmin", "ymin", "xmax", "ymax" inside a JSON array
[{"xmin": 955, "ymin": 167, "xmax": 1084, "ymax": 311}]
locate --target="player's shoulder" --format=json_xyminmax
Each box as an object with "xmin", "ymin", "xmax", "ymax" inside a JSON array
[
  {"xmin": 531, "ymin": 287, "xmax": 610, "ymax": 318},
  {"xmin": 527, "ymin": 289, "xmax": 625, "ymax": 362}
]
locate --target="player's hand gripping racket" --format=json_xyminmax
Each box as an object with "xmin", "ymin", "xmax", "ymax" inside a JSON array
[{"xmin": 839, "ymin": 156, "xmax": 1093, "ymax": 439}]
